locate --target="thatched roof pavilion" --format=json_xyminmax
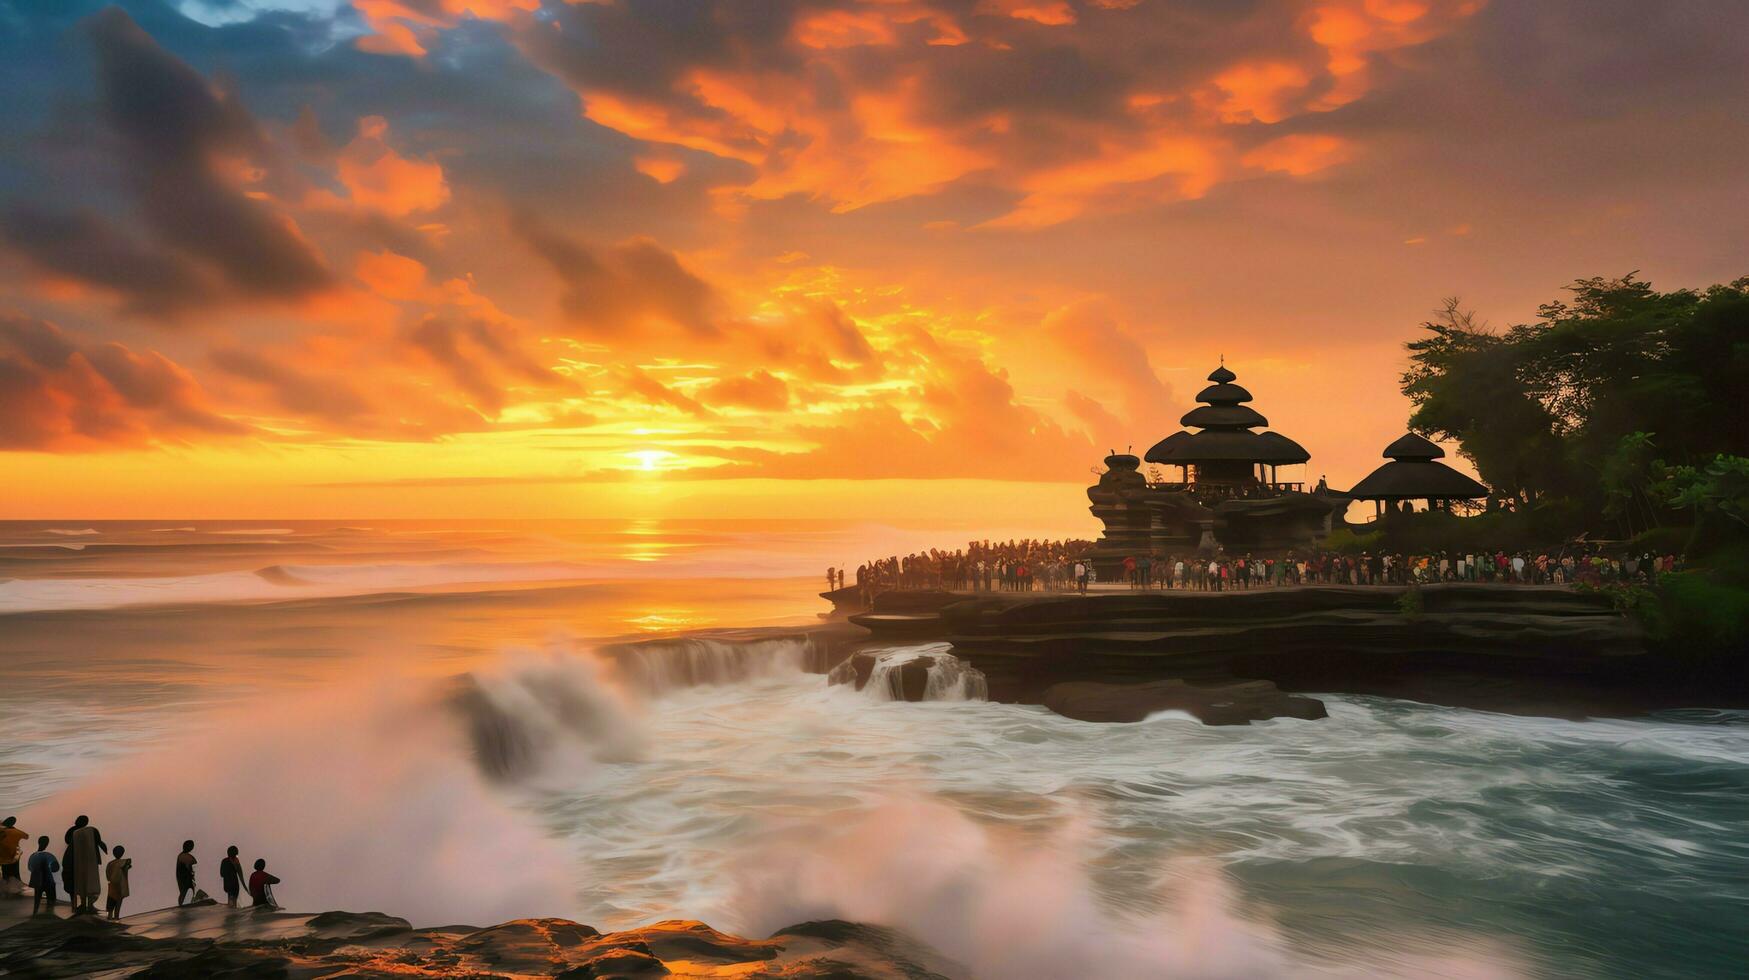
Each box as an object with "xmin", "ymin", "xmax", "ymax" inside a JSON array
[{"xmin": 1348, "ymin": 433, "xmax": 1488, "ymax": 511}]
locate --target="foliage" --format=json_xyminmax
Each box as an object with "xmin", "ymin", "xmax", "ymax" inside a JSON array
[
  {"xmin": 1649, "ymin": 455, "xmax": 1749, "ymax": 558},
  {"xmin": 1366, "ymin": 502, "xmax": 1585, "ymax": 554},
  {"xmin": 1321, "ymin": 528, "xmax": 1383, "ymax": 554},
  {"xmin": 1401, "ymin": 275, "xmax": 1749, "ymax": 530},
  {"xmin": 1600, "ymin": 432, "xmax": 1664, "ymax": 538},
  {"xmin": 1395, "ymin": 586, "xmax": 1424, "ymax": 619},
  {"xmin": 1638, "ymin": 571, "xmax": 1749, "ymax": 673},
  {"xmin": 1573, "ymin": 579, "xmax": 1657, "ymax": 617}
]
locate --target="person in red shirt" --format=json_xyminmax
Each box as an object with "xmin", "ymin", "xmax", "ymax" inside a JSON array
[{"xmin": 247, "ymin": 858, "xmax": 280, "ymax": 908}]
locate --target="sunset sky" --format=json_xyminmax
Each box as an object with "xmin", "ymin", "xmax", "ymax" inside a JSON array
[{"xmin": 2, "ymin": 0, "xmax": 1745, "ymax": 522}]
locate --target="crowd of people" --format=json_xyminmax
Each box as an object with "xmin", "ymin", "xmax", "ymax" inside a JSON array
[
  {"xmin": 0, "ymin": 815, "xmax": 282, "ymax": 920},
  {"xmin": 1100, "ymin": 548, "xmax": 1684, "ymax": 590},
  {"xmin": 831, "ymin": 542, "xmax": 1683, "ymax": 598},
  {"xmin": 831, "ymin": 539, "xmax": 1096, "ymax": 600}
]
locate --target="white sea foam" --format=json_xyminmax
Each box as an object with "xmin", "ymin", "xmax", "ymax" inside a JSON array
[{"xmin": 15, "ymin": 635, "xmax": 1745, "ymax": 979}]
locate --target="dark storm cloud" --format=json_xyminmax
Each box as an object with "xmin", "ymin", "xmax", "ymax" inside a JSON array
[
  {"xmin": 83, "ymin": 7, "xmax": 329, "ymax": 294},
  {"xmin": 0, "ymin": 207, "xmax": 210, "ymax": 315},
  {"xmin": 520, "ymin": 0, "xmax": 803, "ymax": 98},
  {"xmin": 1, "ymin": 6, "xmax": 330, "ymax": 312}
]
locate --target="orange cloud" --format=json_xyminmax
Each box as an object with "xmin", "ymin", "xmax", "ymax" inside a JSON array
[
  {"xmin": 981, "ymin": 1, "xmax": 1077, "ymax": 26},
  {"xmin": 1205, "ymin": 61, "xmax": 1313, "ymax": 124},
  {"xmin": 1240, "ymin": 133, "xmax": 1354, "ymax": 176},
  {"xmin": 518, "ymin": 0, "xmax": 1482, "ymax": 227},
  {"xmin": 634, "ymin": 154, "xmax": 687, "ymax": 184},
  {"xmin": 0, "ymin": 314, "xmax": 247, "ymax": 450},
  {"xmin": 699, "ymin": 369, "xmax": 791, "ymax": 411},
  {"xmin": 989, "ymin": 132, "xmax": 1228, "ymax": 228},
  {"xmin": 1304, "ymin": 0, "xmax": 1483, "ymax": 111},
  {"xmin": 353, "ymin": 0, "xmax": 540, "ymax": 58},
  {"xmin": 332, "ymin": 116, "xmax": 451, "ymax": 217}
]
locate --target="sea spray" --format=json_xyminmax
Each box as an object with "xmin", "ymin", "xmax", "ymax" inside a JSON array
[
  {"xmin": 725, "ymin": 797, "xmax": 1526, "ymax": 980},
  {"xmin": 455, "ymin": 645, "xmax": 647, "ymax": 782},
  {"xmin": 15, "ymin": 641, "xmax": 645, "ymax": 926}
]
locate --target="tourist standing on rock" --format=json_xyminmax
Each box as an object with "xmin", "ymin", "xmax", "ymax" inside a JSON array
[
  {"xmin": 63, "ymin": 815, "xmax": 106, "ymax": 914},
  {"xmin": 0, "ymin": 817, "xmax": 25, "ymax": 897},
  {"xmin": 28, "ymin": 836, "xmax": 58, "ymax": 914},
  {"xmin": 176, "ymin": 839, "xmax": 198, "ymax": 906},
  {"xmin": 248, "ymin": 859, "xmax": 280, "ymax": 908},
  {"xmin": 105, "ymin": 845, "xmax": 131, "ymax": 920},
  {"xmin": 220, "ymin": 846, "xmax": 244, "ymax": 907}
]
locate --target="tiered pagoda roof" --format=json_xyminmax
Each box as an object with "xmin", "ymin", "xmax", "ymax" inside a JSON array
[
  {"xmin": 1348, "ymin": 433, "xmax": 1489, "ymax": 501},
  {"xmin": 1144, "ymin": 365, "xmax": 1310, "ymax": 466}
]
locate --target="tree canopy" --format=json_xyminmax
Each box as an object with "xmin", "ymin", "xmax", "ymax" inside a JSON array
[{"xmin": 1401, "ymin": 274, "xmax": 1749, "ymax": 536}]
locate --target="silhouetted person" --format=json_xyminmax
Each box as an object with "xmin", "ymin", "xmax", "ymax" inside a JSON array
[
  {"xmin": 219, "ymin": 846, "xmax": 244, "ymax": 908},
  {"xmin": 248, "ymin": 859, "xmax": 280, "ymax": 908},
  {"xmin": 64, "ymin": 815, "xmax": 106, "ymax": 914},
  {"xmin": 176, "ymin": 840, "xmax": 198, "ymax": 905},
  {"xmin": 0, "ymin": 817, "xmax": 25, "ymax": 897},
  {"xmin": 104, "ymin": 845, "xmax": 131, "ymax": 920},
  {"xmin": 27, "ymin": 837, "xmax": 58, "ymax": 914}
]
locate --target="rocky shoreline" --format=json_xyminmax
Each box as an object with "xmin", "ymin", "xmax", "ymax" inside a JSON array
[
  {"xmin": 0, "ymin": 904, "xmax": 962, "ymax": 979},
  {"xmin": 820, "ymin": 583, "xmax": 1743, "ymax": 722}
]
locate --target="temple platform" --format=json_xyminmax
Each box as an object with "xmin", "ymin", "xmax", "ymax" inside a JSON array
[{"xmin": 828, "ymin": 584, "xmax": 1737, "ymax": 719}]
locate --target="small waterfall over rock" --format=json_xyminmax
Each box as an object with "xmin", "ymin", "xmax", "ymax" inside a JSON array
[
  {"xmin": 827, "ymin": 644, "xmax": 988, "ymax": 702},
  {"xmin": 605, "ymin": 635, "xmax": 817, "ymax": 694}
]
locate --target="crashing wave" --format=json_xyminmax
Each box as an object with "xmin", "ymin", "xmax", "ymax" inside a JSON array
[{"xmin": 453, "ymin": 647, "xmax": 646, "ymax": 782}]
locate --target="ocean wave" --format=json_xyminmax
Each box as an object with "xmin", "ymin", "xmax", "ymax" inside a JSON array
[
  {"xmin": 44, "ymin": 527, "xmax": 100, "ymax": 536},
  {"xmin": 0, "ymin": 559, "xmax": 597, "ymax": 613}
]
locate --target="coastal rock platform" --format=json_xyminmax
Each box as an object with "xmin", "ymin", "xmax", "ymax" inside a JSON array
[
  {"xmin": 0, "ymin": 904, "xmax": 962, "ymax": 979},
  {"xmin": 834, "ymin": 584, "xmax": 1724, "ymax": 720}
]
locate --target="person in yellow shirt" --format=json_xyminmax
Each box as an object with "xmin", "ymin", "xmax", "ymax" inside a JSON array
[{"xmin": 0, "ymin": 817, "xmax": 27, "ymax": 897}]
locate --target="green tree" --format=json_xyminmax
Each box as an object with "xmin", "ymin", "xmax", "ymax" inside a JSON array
[
  {"xmin": 1401, "ymin": 299, "xmax": 1569, "ymax": 507},
  {"xmin": 1401, "ymin": 275, "xmax": 1749, "ymax": 532}
]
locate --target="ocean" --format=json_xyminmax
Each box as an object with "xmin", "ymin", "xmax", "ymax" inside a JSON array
[{"xmin": 2, "ymin": 521, "xmax": 1745, "ymax": 978}]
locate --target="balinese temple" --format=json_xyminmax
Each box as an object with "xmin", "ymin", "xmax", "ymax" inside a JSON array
[
  {"xmin": 1085, "ymin": 364, "xmax": 1349, "ymax": 574},
  {"xmin": 1347, "ymin": 433, "xmax": 1488, "ymax": 519}
]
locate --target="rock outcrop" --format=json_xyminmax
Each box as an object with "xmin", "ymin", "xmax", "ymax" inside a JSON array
[
  {"xmin": 0, "ymin": 907, "xmax": 962, "ymax": 979},
  {"xmin": 1042, "ymin": 679, "xmax": 1328, "ymax": 725},
  {"xmin": 832, "ymin": 651, "xmax": 937, "ymax": 701},
  {"xmin": 830, "ymin": 584, "xmax": 1720, "ymax": 720}
]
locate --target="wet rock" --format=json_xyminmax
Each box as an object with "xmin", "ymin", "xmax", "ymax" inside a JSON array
[
  {"xmin": 1042, "ymin": 679, "xmax": 1327, "ymax": 726},
  {"xmin": 303, "ymin": 910, "xmax": 412, "ymax": 941},
  {"xmin": 894, "ymin": 657, "xmax": 935, "ymax": 701},
  {"xmin": 772, "ymin": 920, "xmax": 962, "ymax": 979},
  {"xmin": 451, "ymin": 917, "xmax": 603, "ymax": 973},
  {"xmin": 558, "ymin": 946, "xmax": 671, "ymax": 977},
  {"xmin": 829, "ymin": 653, "xmax": 939, "ymax": 701},
  {"xmin": 619, "ymin": 919, "xmax": 781, "ymax": 964},
  {"xmin": 0, "ymin": 908, "xmax": 952, "ymax": 980},
  {"xmin": 130, "ymin": 947, "xmax": 293, "ymax": 978},
  {"xmin": 836, "ymin": 652, "xmax": 879, "ymax": 690}
]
